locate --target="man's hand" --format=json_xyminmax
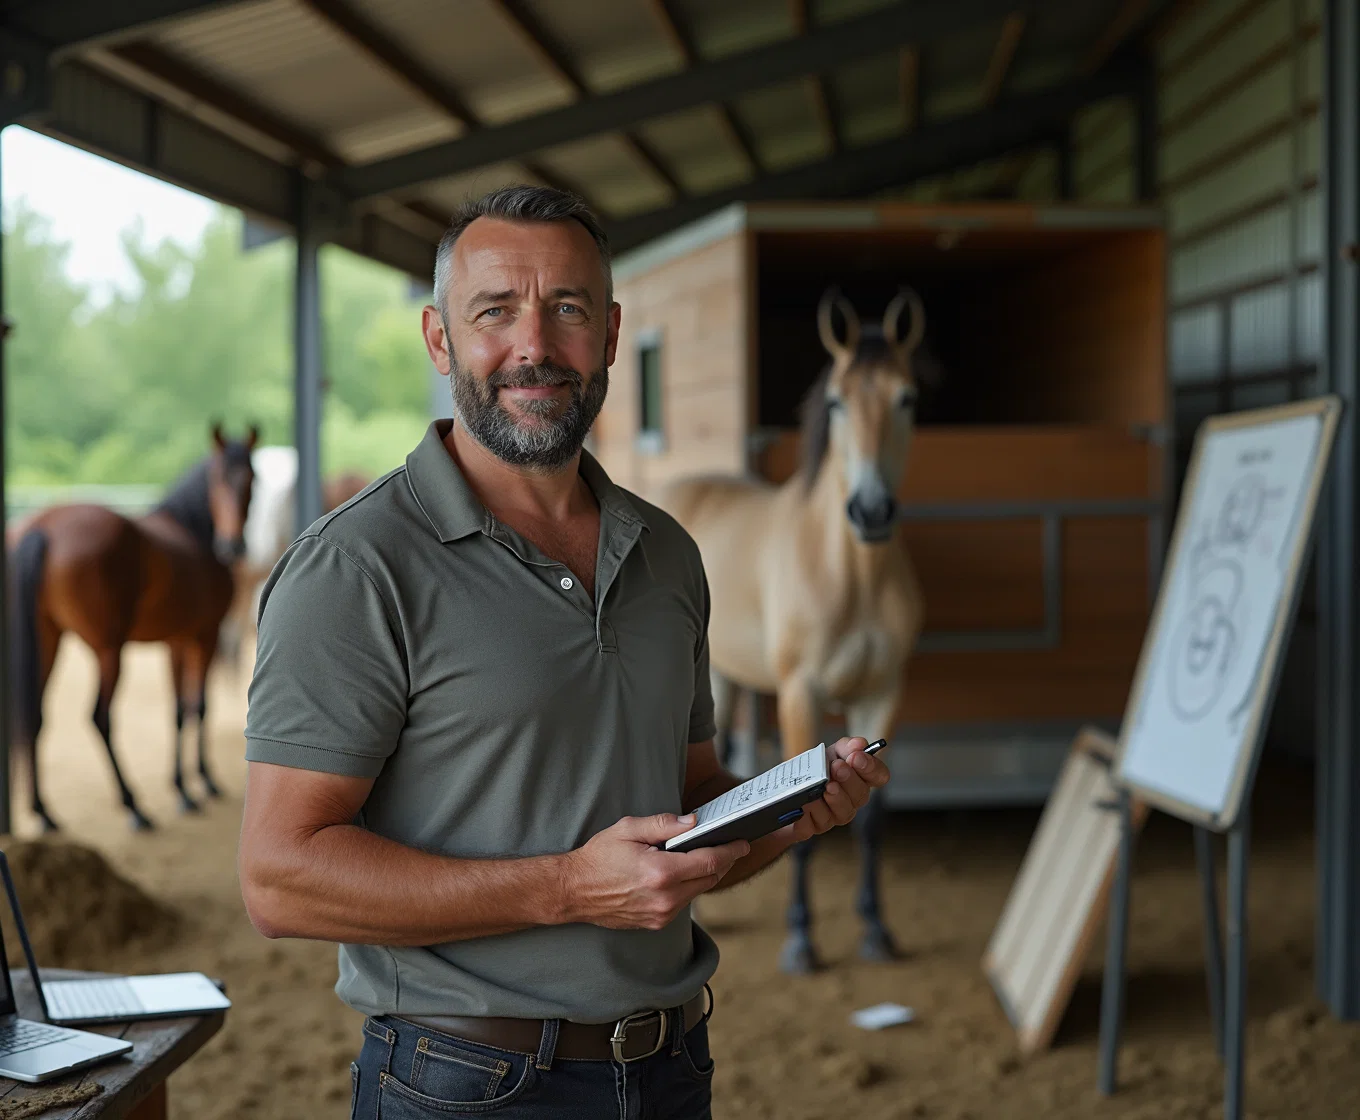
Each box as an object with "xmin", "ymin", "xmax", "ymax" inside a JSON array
[
  {"xmin": 562, "ymin": 813, "xmax": 750, "ymax": 931},
  {"xmin": 785, "ymin": 736, "xmax": 889, "ymax": 844}
]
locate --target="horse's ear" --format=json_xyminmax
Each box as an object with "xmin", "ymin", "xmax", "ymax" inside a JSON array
[
  {"xmin": 883, "ymin": 287, "xmax": 926, "ymax": 359},
  {"xmin": 246, "ymin": 424, "xmax": 260, "ymax": 450},
  {"xmin": 817, "ymin": 287, "xmax": 859, "ymax": 361},
  {"xmin": 210, "ymin": 421, "xmax": 225, "ymax": 451}
]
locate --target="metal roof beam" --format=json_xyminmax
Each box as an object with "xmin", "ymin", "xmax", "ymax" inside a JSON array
[
  {"xmin": 1, "ymin": 0, "xmax": 249, "ymax": 52},
  {"xmin": 335, "ymin": 0, "xmax": 1022, "ymax": 200},
  {"xmin": 487, "ymin": 0, "xmax": 683, "ymax": 197},
  {"xmin": 604, "ymin": 51, "xmax": 1145, "ymax": 254},
  {"xmin": 30, "ymin": 60, "xmax": 434, "ymax": 278},
  {"xmin": 296, "ymin": 0, "xmax": 579, "ymax": 206},
  {"xmin": 647, "ymin": 0, "xmax": 762, "ymax": 174}
]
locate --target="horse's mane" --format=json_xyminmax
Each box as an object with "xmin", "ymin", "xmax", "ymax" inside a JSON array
[
  {"xmin": 155, "ymin": 461, "xmax": 215, "ymax": 551},
  {"xmin": 798, "ymin": 326, "xmax": 897, "ymax": 492},
  {"xmin": 154, "ymin": 441, "xmax": 252, "ymax": 551}
]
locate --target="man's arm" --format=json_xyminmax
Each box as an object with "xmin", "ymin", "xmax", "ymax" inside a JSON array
[
  {"xmin": 680, "ymin": 736, "xmax": 890, "ymax": 891},
  {"xmin": 238, "ymin": 760, "xmax": 751, "ymax": 944}
]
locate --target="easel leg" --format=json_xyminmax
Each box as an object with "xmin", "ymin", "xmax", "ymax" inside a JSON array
[
  {"xmin": 1194, "ymin": 826, "xmax": 1227, "ymax": 1058},
  {"xmin": 1224, "ymin": 805, "xmax": 1250, "ymax": 1120},
  {"xmin": 1098, "ymin": 790, "xmax": 1134, "ymax": 1096}
]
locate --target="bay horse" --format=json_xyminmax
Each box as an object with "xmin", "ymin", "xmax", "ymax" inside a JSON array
[
  {"xmin": 656, "ymin": 288, "xmax": 926, "ymax": 973},
  {"xmin": 8, "ymin": 424, "xmax": 258, "ymax": 832}
]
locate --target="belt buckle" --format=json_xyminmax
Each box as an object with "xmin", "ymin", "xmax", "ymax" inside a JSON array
[{"xmin": 609, "ymin": 1009, "xmax": 668, "ymax": 1063}]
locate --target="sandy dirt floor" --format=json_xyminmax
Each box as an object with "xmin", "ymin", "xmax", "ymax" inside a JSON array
[{"xmin": 4, "ymin": 633, "xmax": 1358, "ymax": 1119}]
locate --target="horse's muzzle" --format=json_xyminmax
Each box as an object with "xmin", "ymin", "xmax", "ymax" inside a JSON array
[{"xmin": 846, "ymin": 494, "xmax": 898, "ymax": 543}]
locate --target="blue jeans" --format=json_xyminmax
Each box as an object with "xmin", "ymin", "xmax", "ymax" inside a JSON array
[{"xmin": 349, "ymin": 1009, "xmax": 715, "ymax": 1119}]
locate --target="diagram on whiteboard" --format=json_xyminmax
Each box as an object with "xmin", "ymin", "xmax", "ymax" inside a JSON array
[
  {"xmin": 1166, "ymin": 474, "xmax": 1280, "ymax": 726},
  {"xmin": 1118, "ymin": 409, "xmax": 1331, "ymax": 823}
]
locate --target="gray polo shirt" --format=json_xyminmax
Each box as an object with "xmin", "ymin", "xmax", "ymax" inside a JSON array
[{"xmin": 243, "ymin": 420, "xmax": 718, "ymax": 1024}]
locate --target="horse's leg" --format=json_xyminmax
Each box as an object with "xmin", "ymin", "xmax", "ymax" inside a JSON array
[
  {"xmin": 847, "ymin": 694, "xmax": 901, "ymax": 962},
  {"xmin": 776, "ymin": 679, "xmax": 823, "ymax": 975},
  {"xmin": 167, "ymin": 642, "xmax": 199, "ymax": 814},
  {"xmin": 92, "ymin": 645, "xmax": 153, "ymax": 831},
  {"xmin": 188, "ymin": 635, "xmax": 220, "ymax": 799},
  {"xmin": 28, "ymin": 616, "xmax": 61, "ymax": 833},
  {"xmin": 710, "ymin": 669, "xmax": 737, "ymax": 770}
]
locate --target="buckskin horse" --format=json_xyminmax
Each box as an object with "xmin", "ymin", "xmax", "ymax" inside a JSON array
[
  {"xmin": 656, "ymin": 288, "xmax": 926, "ymax": 973},
  {"xmin": 8, "ymin": 424, "xmax": 257, "ymax": 832}
]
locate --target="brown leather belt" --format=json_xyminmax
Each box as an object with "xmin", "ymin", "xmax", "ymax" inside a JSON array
[{"xmin": 398, "ymin": 988, "xmax": 710, "ymax": 1063}]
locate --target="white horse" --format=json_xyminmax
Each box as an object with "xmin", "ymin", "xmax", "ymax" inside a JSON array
[{"xmin": 218, "ymin": 445, "xmax": 299, "ymax": 669}]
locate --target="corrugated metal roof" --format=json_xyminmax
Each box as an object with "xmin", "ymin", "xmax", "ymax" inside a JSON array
[{"xmin": 46, "ymin": 0, "xmax": 1166, "ymax": 277}]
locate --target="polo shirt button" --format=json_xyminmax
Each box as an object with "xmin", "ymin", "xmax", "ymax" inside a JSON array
[{"xmin": 560, "ymin": 576, "xmax": 574, "ymax": 590}]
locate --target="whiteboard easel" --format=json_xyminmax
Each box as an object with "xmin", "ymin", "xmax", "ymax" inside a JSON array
[{"xmin": 1098, "ymin": 396, "xmax": 1342, "ymax": 1120}]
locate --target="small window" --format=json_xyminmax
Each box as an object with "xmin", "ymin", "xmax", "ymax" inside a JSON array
[{"xmin": 637, "ymin": 330, "xmax": 664, "ymax": 453}]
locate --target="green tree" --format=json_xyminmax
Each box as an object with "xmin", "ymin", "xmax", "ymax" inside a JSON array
[{"xmin": 3, "ymin": 202, "xmax": 435, "ymax": 490}]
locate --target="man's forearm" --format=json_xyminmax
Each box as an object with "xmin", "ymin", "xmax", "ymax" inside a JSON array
[{"xmin": 243, "ymin": 823, "xmax": 574, "ymax": 945}]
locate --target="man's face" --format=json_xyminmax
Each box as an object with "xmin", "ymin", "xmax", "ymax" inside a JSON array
[{"xmin": 422, "ymin": 216, "xmax": 620, "ymax": 472}]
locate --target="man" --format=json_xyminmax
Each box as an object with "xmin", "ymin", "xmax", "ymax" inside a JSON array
[{"xmin": 237, "ymin": 185, "xmax": 890, "ymax": 1119}]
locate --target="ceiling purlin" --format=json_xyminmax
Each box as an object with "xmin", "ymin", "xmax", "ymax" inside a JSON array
[
  {"xmin": 487, "ymin": 0, "xmax": 685, "ymax": 199},
  {"xmin": 104, "ymin": 37, "xmax": 448, "ymax": 238},
  {"xmin": 646, "ymin": 0, "xmax": 763, "ymax": 176},
  {"xmin": 335, "ymin": 0, "xmax": 1023, "ymax": 200},
  {"xmin": 787, "ymin": 0, "xmax": 841, "ymax": 153},
  {"xmin": 296, "ymin": 0, "xmax": 584, "ymax": 209},
  {"xmin": 606, "ymin": 50, "xmax": 1145, "ymax": 254}
]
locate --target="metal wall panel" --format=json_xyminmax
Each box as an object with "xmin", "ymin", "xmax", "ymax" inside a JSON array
[
  {"xmin": 1074, "ymin": 0, "xmax": 1323, "ymax": 763},
  {"xmin": 1170, "ymin": 304, "xmax": 1223, "ymax": 381},
  {"xmin": 1230, "ymin": 282, "xmax": 1292, "ymax": 371},
  {"xmin": 1171, "ymin": 204, "xmax": 1292, "ymax": 302}
]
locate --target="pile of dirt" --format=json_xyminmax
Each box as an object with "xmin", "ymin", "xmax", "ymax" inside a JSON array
[{"xmin": 0, "ymin": 839, "xmax": 181, "ymax": 970}]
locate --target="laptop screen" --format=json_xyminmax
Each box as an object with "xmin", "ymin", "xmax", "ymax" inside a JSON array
[{"xmin": 0, "ymin": 895, "xmax": 16, "ymax": 1017}]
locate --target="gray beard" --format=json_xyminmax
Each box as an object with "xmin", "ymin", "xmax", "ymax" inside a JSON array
[{"xmin": 448, "ymin": 346, "xmax": 608, "ymax": 472}]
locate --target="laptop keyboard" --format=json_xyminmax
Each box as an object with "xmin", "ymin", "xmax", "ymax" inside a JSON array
[
  {"xmin": 0, "ymin": 1019, "xmax": 74, "ymax": 1056},
  {"xmin": 45, "ymin": 979, "xmax": 142, "ymax": 1021}
]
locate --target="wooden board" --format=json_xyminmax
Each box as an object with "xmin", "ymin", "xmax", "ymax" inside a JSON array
[
  {"xmin": 0, "ymin": 969, "xmax": 224, "ymax": 1120},
  {"xmin": 983, "ymin": 727, "xmax": 1150, "ymax": 1055},
  {"xmin": 1114, "ymin": 396, "xmax": 1343, "ymax": 830}
]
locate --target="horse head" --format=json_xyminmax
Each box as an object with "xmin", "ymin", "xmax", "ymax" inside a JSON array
[
  {"xmin": 805, "ymin": 286, "xmax": 925, "ymax": 544},
  {"xmin": 208, "ymin": 422, "xmax": 259, "ymax": 565}
]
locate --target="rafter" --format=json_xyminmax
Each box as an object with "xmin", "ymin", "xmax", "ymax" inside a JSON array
[
  {"xmin": 6, "ymin": 0, "xmax": 248, "ymax": 51},
  {"xmin": 295, "ymin": 0, "xmax": 578, "ymax": 203},
  {"xmin": 646, "ymin": 0, "xmax": 763, "ymax": 173},
  {"xmin": 606, "ymin": 53, "xmax": 1143, "ymax": 254},
  {"xmin": 336, "ymin": 0, "xmax": 1022, "ymax": 200},
  {"xmin": 789, "ymin": 0, "xmax": 841, "ymax": 152},
  {"xmin": 981, "ymin": 12, "xmax": 1027, "ymax": 106},
  {"xmin": 488, "ymin": 0, "xmax": 683, "ymax": 197},
  {"xmin": 900, "ymin": 45, "xmax": 920, "ymax": 130},
  {"xmin": 105, "ymin": 39, "xmax": 446, "ymax": 236},
  {"xmin": 1082, "ymin": 0, "xmax": 1153, "ymax": 74}
]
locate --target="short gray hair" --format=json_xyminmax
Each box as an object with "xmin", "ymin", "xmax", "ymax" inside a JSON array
[{"xmin": 432, "ymin": 185, "xmax": 613, "ymax": 319}]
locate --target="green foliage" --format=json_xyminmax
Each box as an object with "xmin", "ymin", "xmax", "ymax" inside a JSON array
[{"xmin": 3, "ymin": 204, "xmax": 433, "ymax": 488}]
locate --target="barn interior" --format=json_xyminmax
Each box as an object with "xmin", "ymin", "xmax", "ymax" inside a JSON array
[{"xmin": 0, "ymin": 1, "xmax": 1356, "ymax": 1118}]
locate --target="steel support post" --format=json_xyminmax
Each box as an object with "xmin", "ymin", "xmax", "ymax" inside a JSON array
[
  {"xmin": 293, "ymin": 176, "xmax": 326, "ymax": 535},
  {"xmin": 1318, "ymin": 0, "xmax": 1360, "ymax": 1021},
  {"xmin": 1133, "ymin": 52, "xmax": 1159, "ymax": 202},
  {"xmin": 0, "ymin": 27, "xmax": 50, "ymax": 836}
]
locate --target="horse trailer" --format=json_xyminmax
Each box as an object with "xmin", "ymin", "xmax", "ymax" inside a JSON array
[{"xmin": 593, "ymin": 200, "xmax": 1170, "ymax": 809}]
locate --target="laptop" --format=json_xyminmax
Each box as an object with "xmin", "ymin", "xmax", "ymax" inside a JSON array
[
  {"xmin": 0, "ymin": 883, "xmax": 131, "ymax": 1082},
  {"xmin": 0, "ymin": 853, "xmax": 231, "ymax": 1028}
]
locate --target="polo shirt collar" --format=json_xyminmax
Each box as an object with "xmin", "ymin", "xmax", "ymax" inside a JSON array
[{"xmin": 405, "ymin": 419, "xmax": 649, "ymax": 544}]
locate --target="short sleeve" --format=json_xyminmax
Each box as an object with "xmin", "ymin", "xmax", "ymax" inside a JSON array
[
  {"xmin": 687, "ymin": 565, "xmax": 717, "ymax": 744},
  {"xmin": 244, "ymin": 534, "xmax": 408, "ymax": 778}
]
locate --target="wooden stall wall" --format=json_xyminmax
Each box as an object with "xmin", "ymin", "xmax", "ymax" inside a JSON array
[
  {"xmin": 757, "ymin": 426, "xmax": 1159, "ymax": 724},
  {"xmin": 594, "ymin": 232, "xmax": 751, "ymax": 501}
]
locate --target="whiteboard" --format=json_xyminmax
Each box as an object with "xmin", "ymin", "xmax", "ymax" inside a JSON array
[{"xmin": 1115, "ymin": 397, "xmax": 1342, "ymax": 830}]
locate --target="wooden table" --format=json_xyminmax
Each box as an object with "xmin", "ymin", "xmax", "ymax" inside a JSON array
[{"xmin": 0, "ymin": 969, "xmax": 225, "ymax": 1119}]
